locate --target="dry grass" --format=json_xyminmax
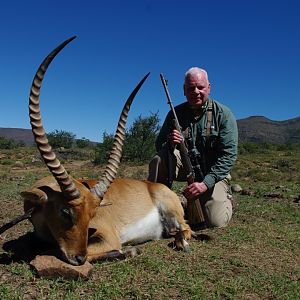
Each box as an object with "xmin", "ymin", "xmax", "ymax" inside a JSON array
[{"xmin": 0, "ymin": 146, "xmax": 299, "ymax": 299}]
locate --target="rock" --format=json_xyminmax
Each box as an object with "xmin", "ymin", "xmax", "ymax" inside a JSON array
[
  {"xmin": 30, "ymin": 255, "xmax": 93, "ymax": 280},
  {"xmin": 31, "ymin": 157, "xmax": 42, "ymax": 163},
  {"xmin": 9, "ymin": 175, "xmax": 25, "ymax": 181},
  {"xmin": 264, "ymin": 192, "xmax": 283, "ymax": 198},
  {"xmin": 231, "ymin": 184, "xmax": 243, "ymax": 193},
  {"xmin": 241, "ymin": 189, "xmax": 255, "ymax": 196},
  {"xmin": 293, "ymin": 195, "xmax": 300, "ymax": 204},
  {"xmin": 14, "ymin": 161, "xmax": 24, "ymax": 168}
]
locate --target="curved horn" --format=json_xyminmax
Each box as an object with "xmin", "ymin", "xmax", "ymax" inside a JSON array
[
  {"xmin": 29, "ymin": 36, "xmax": 80, "ymax": 200},
  {"xmin": 92, "ymin": 72, "xmax": 150, "ymax": 198}
]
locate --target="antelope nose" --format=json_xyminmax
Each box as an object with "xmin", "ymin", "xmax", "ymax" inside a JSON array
[{"xmin": 75, "ymin": 255, "xmax": 87, "ymax": 265}]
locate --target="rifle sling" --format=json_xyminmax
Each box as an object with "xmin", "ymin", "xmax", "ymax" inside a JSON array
[{"xmin": 206, "ymin": 99, "xmax": 213, "ymax": 140}]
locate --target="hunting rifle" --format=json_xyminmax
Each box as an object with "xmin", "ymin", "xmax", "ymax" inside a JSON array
[{"xmin": 160, "ymin": 73, "xmax": 206, "ymax": 226}]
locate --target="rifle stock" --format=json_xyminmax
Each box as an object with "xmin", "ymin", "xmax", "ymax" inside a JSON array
[{"xmin": 160, "ymin": 74, "xmax": 205, "ymax": 226}]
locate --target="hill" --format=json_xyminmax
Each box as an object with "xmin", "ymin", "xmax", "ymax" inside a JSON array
[
  {"xmin": 1, "ymin": 115, "xmax": 300, "ymax": 145},
  {"xmin": 0, "ymin": 128, "xmax": 34, "ymax": 146},
  {"xmin": 237, "ymin": 116, "xmax": 300, "ymax": 144}
]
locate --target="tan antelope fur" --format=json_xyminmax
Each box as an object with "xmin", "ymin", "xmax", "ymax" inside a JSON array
[{"xmin": 21, "ymin": 36, "xmax": 192, "ymax": 266}]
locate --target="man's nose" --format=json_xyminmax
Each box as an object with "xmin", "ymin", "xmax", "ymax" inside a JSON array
[
  {"xmin": 193, "ymin": 87, "xmax": 200, "ymax": 94},
  {"xmin": 194, "ymin": 87, "xmax": 201, "ymax": 95}
]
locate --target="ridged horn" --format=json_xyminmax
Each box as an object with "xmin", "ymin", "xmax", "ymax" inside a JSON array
[
  {"xmin": 29, "ymin": 36, "xmax": 80, "ymax": 200},
  {"xmin": 92, "ymin": 72, "xmax": 150, "ymax": 198}
]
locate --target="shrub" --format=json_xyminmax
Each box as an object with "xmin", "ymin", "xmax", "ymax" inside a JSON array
[
  {"xmin": 76, "ymin": 137, "xmax": 91, "ymax": 148},
  {"xmin": 123, "ymin": 113, "xmax": 160, "ymax": 163},
  {"xmin": 238, "ymin": 142, "xmax": 273, "ymax": 154},
  {"xmin": 93, "ymin": 132, "xmax": 114, "ymax": 165},
  {"xmin": 94, "ymin": 113, "xmax": 160, "ymax": 165},
  {"xmin": 47, "ymin": 130, "xmax": 76, "ymax": 149},
  {"xmin": 0, "ymin": 137, "xmax": 24, "ymax": 149}
]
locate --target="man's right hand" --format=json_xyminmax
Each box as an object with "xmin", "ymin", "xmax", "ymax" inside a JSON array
[{"xmin": 168, "ymin": 129, "xmax": 183, "ymax": 147}]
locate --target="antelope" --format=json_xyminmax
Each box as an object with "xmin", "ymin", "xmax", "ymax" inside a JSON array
[{"xmin": 17, "ymin": 36, "xmax": 192, "ymax": 266}]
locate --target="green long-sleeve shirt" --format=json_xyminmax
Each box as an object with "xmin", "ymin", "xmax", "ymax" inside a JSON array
[{"xmin": 156, "ymin": 98, "xmax": 238, "ymax": 189}]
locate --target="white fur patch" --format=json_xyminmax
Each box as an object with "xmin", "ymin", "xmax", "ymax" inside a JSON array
[{"xmin": 120, "ymin": 207, "xmax": 163, "ymax": 245}]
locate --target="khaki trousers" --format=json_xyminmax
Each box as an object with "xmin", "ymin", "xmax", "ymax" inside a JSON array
[{"xmin": 148, "ymin": 147, "xmax": 233, "ymax": 228}]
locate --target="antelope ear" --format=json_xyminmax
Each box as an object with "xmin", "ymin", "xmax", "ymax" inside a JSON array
[{"xmin": 21, "ymin": 188, "xmax": 48, "ymax": 204}]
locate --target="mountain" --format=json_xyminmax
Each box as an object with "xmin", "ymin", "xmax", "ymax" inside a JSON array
[
  {"xmin": 0, "ymin": 128, "xmax": 34, "ymax": 145},
  {"xmin": 237, "ymin": 116, "xmax": 300, "ymax": 144},
  {"xmin": 1, "ymin": 116, "xmax": 300, "ymax": 145}
]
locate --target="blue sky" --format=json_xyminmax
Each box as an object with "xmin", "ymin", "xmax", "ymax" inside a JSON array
[{"xmin": 0, "ymin": 0, "xmax": 299, "ymax": 142}]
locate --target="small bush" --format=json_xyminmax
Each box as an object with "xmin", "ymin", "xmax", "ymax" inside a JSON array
[
  {"xmin": 0, "ymin": 136, "xmax": 24, "ymax": 149},
  {"xmin": 94, "ymin": 132, "xmax": 114, "ymax": 165},
  {"xmin": 47, "ymin": 130, "xmax": 76, "ymax": 149},
  {"xmin": 76, "ymin": 138, "xmax": 91, "ymax": 148},
  {"xmin": 238, "ymin": 142, "xmax": 271, "ymax": 154},
  {"xmin": 94, "ymin": 113, "xmax": 160, "ymax": 165},
  {"xmin": 276, "ymin": 159, "xmax": 291, "ymax": 172},
  {"xmin": 1, "ymin": 159, "xmax": 15, "ymax": 165}
]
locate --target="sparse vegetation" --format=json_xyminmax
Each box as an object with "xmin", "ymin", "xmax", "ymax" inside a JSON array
[
  {"xmin": 123, "ymin": 113, "xmax": 160, "ymax": 163},
  {"xmin": 93, "ymin": 131, "xmax": 114, "ymax": 165},
  {"xmin": 0, "ymin": 144, "xmax": 299, "ymax": 299},
  {"xmin": 76, "ymin": 137, "xmax": 91, "ymax": 148},
  {"xmin": 94, "ymin": 113, "xmax": 160, "ymax": 165},
  {"xmin": 47, "ymin": 130, "xmax": 76, "ymax": 149},
  {"xmin": 0, "ymin": 136, "xmax": 25, "ymax": 149}
]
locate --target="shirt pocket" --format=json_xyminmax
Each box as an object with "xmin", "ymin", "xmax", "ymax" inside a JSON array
[{"xmin": 205, "ymin": 129, "xmax": 219, "ymax": 150}]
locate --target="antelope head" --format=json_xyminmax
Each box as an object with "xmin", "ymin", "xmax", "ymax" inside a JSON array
[{"xmin": 22, "ymin": 36, "xmax": 150, "ymax": 265}]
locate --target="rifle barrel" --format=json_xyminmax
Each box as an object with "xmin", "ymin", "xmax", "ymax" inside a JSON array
[
  {"xmin": 159, "ymin": 73, "xmax": 206, "ymax": 226},
  {"xmin": 160, "ymin": 74, "xmax": 180, "ymax": 127}
]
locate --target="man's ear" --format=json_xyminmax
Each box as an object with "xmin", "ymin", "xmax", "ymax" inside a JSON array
[{"xmin": 183, "ymin": 84, "xmax": 186, "ymax": 96}]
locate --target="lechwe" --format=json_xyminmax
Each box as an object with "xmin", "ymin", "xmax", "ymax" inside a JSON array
[{"xmin": 2, "ymin": 36, "xmax": 192, "ymax": 266}]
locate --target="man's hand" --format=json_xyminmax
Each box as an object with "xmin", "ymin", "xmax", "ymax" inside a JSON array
[
  {"xmin": 184, "ymin": 182, "xmax": 208, "ymax": 200},
  {"xmin": 168, "ymin": 129, "xmax": 183, "ymax": 147}
]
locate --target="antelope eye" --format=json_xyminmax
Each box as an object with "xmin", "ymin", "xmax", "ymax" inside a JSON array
[
  {"xmin": 61, "ymin": 207, "xmax": 70, "ymax": 215},
  {"xmin": 60, "ymin": 207, "xmax": 72, "ymax": 221}
]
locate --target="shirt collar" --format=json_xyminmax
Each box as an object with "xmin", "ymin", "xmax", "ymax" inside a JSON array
[{"xmin": 188, "ymin": 99, "xmax": 209, "ymax": 119}]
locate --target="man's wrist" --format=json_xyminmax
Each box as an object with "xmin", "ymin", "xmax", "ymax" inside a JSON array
[{"xmin": 167, "ymin": 138, "xmax": 175, "ymax": 151}]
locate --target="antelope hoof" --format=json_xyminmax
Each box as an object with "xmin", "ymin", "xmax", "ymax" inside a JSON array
[{"xmin": 124, "ymin": 246, "xmax": 141, "ymax": 258}]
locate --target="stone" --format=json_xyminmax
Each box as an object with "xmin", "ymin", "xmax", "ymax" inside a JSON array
[
  {"xmin": 231, "ymin": 184, "xmax": 243, "ymax": 193},
  {"xmin": 30, "ymin": 255, "xmax": 93, "ymax": 280},
  {"xmin": 241, "ymin": 189, "xmax": 255, "ymax": 196},
  {"xmin": 264, "ymin": 192, "xmax": 283, "ymax": 198},
  {"xmin": 14, "ymin": 161, "xmax": 24, "ymax": 168}
]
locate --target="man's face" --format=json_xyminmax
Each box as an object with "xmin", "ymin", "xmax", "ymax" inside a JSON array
[{"xmin": 184, "ymin": 72, "xmax": 211, "ymax": 107}]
